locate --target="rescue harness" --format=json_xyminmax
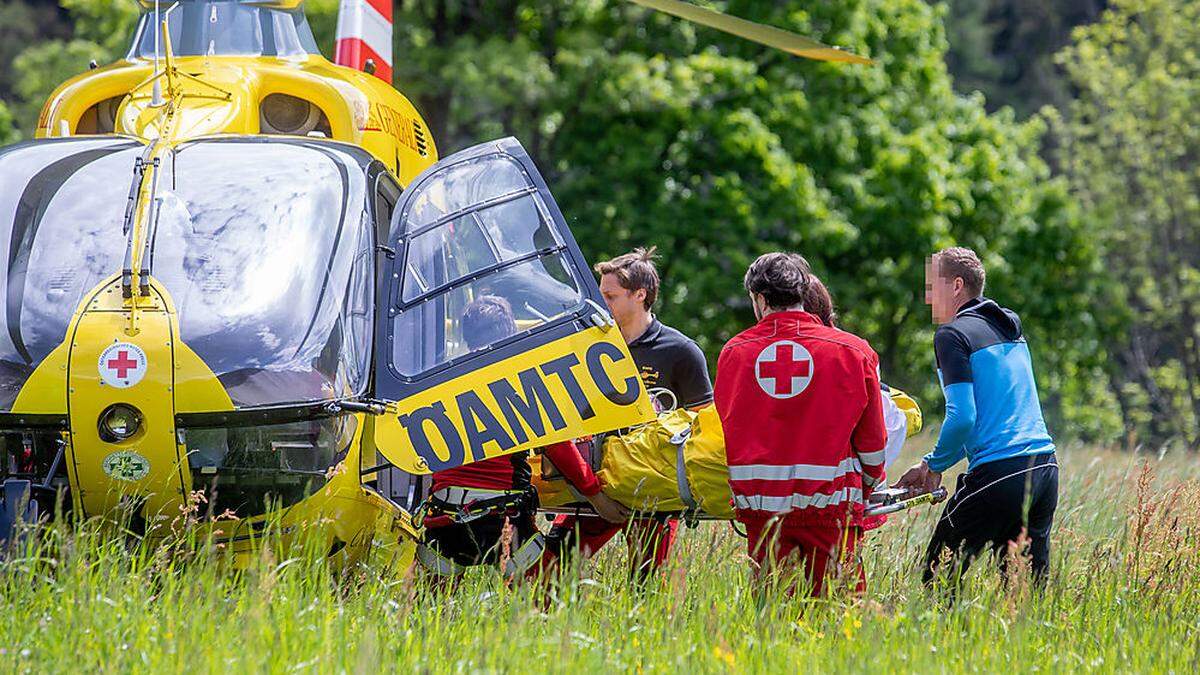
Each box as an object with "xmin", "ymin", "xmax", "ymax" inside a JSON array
[{"xmin": 413, "ymin": 486, "xmax": 546, "ymax": 578}]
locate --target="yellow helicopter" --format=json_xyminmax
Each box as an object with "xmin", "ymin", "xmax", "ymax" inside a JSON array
[{"xmin": 0, "ymin": 0, "xmax": 869, "ymax": 567}]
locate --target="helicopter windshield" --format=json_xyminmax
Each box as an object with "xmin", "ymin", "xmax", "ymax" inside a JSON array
[
  {"xmin": 0, "ymin": 138, "xmax": 146, "ymax": 411},
  {"xmin": 128, "ymin": 1, "xmax": 320, "ymax": 60},
  {"xmin": 151, "ymin": 139, "xmax": 374, "ymax": 408}
]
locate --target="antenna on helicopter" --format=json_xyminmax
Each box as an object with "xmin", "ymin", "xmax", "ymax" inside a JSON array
[{"xmin": 151, "ymin": 0, "xmax": 161, "ymax": 106}]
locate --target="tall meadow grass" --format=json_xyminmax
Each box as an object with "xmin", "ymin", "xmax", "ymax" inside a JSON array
[{"xmin": 1, "ymin": 442, "xmax": 1198, "ymax": 672}]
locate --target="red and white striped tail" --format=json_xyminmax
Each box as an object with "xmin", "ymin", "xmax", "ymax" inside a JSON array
[{"xmin": 334, "ymin": 0, "xmax": 393, "ymax": 83}]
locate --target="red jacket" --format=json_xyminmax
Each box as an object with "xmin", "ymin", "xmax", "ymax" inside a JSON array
[
  {"xmin": 430, "ymin": 440, "xmax": 601, "ymax": 497},
  {"xmin": 715, "ymin": 311, "xmax": 887, "ymax": 526}
]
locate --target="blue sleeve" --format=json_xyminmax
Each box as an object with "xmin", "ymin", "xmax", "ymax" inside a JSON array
[{"xmin": 924, "ymin": 382, "xmax": 975, "ymax": 472}]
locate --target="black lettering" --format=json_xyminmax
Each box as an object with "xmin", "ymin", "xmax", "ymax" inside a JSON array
[
  {"xmin": 586, "ymin": 342, "xmax": 641, "ymax": 405},
  {"xmin": 456, "ymin": 390, "xmax": 515, "ymax": 461},
  {"xmin": 398, "ymin": 402, "xmax": 464, "ymax": 471},
  {"xmin": 488, "ymin": 367, "xmax": 567, "ymax": 444},
  {"xmin": 540, "ymin": 354, "xmax": 595, "ymax": 420}
]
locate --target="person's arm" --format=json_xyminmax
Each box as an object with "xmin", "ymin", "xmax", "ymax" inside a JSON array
[
  {"xmin": 923, "ymin": 327, "xmax": 975, "ymax": 473},
  {"xmin": 852, "ymin": 361, "xmax": 889, "ymax": 498},
  {"xmin": 897, "ymin": 326, "xmax": 974, "ymax": 492},
  {"xmin": 675, "ymin": 339, "xmax": 714, "ymax": 410},
  {"xmin": 541, "ymin": 440, "xmax": 601, "ymax": 497},
  {"xmin": 541, "ymin": 441, "xmax": 629, "ymax": 523},
  {"xmin": 879, "ymin": 386, "xmax": 908, "ymax": 469},
  {"xmin": 925, "ymin": 383, "xmax": 974, "ymax": 472}
]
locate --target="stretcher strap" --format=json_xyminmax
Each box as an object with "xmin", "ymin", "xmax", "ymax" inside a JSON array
[
  {"xmin": 671, "ymin": 428, "xmax": 699, "ymax": 512},
  {"xmin": 416, "ymin": 544, "xmax": 467, "ymax": 577},
  {"xmin": 502, "ymin": 533, "xmax": 546, "ymax": 578}
]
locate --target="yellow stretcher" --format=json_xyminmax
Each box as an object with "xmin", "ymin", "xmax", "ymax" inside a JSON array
[{"xmin": 534, "ymin": 389, "xmax": 923, "ymax": 519}]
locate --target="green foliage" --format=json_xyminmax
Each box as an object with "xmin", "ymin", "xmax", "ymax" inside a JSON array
[
  {"xmin": 305, "ymin": 0, "xmax": 339, "ymax": 60},
  {"xmin": 6, "ymin": 0, "xmax": 138, "ymax": 135},
  {"xmin": 394, "ymin": 0, "xmax": 1112, "ymax": 438},
  {"xmin": 943, "ymin": 0, "xmax": 1109, "ymax": 118},
  {"xmin": 0, "ymin": 0, "xmax": 72, "ymax": 104},
  {"xmin": 0, "ymin": 100, "xmax": 13, "ymax": 145},
  {"xmin": 1055, "ymin": 0, "xmax": 1200, "ymax": 446}
]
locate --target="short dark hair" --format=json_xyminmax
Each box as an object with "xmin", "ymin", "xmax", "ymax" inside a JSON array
[
  {"xmin": 461, "ymin": 295, "xmax": 516, "ymax": 350},
  {"xmin": 594, "ymin": 246, "xmax": 659, "ymax": 310},
  {"xmin": 934, "ymin": 246, "xmax": 986, "ymax": 297},
  {"xmin": 803, "ymin": 275, "xmax": 837, "ymax": 327},
  {"xmin": 744, "ymin": 253, "xmax": 811, "ymax": 310}
]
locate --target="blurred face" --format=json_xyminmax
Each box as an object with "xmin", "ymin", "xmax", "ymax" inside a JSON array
[
  {"xmin": 925, "ymin": 256, "xmax": 963, "ymax": 324},
  {"xmin": 599, "ymin": 274, "xmax": 648, "ymax": 328}
]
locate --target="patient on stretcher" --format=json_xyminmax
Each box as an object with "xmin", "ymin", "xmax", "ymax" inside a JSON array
[{"xmin": 533, "ymin": 276, "xmax": 922, "ymax": 519}]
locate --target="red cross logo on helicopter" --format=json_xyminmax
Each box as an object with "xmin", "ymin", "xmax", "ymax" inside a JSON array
[{"xmin": 97, "ymin": 342, "xmax": 148, "ymax": 389}]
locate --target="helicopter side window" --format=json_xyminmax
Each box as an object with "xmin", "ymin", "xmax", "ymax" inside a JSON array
[{"xmin": 390, "ymin": 155, "xmax": 582, "ymax": 377}]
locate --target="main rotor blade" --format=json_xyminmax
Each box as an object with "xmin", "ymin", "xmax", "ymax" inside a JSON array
[{"xmin": 626, "ymin": 0, "xmax": 873, "ymax": 64}]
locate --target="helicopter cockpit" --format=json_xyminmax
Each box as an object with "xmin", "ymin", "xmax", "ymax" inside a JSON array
[
  {"xmin": 127, "ymin": 0, "xmax": 320, "ymax": 60},
  {"xmin": 0, "ymin": 135, "xmax": 397, "ymax": 517}
]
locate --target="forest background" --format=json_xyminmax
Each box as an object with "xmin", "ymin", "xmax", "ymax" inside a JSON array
[{"xmin": 0, "ymin": 0, "xmax": 1195, "ymax": 450}]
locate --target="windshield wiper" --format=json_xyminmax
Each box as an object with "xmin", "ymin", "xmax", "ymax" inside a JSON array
[{"xmin": 138, "ymin": 149, "xmax": 175, "ymax": 298}]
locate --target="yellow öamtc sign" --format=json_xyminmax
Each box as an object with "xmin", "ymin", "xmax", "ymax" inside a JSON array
[{"xmin": 376, "ymin": 327, "xmax": 654, "ymax": 474}]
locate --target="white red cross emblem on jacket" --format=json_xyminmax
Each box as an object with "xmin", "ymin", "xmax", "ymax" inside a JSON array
[{"xmin": 754, "ymin": 340, "xmax": 814, "ymax": 398}]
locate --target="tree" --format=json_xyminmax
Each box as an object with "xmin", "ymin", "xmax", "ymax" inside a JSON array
[
  {"xmin": 1055, "ymin": 0, "xmax": 1200, "ymax": 447},
  {"xmin": 0, "ymin": 0, "xmax": 1118, "ymax": 440},
  {"xmin": 8, "ymin": 0, "xmax": 137, "ymax": 135},
  {"xmin": 942, "ymin": 0, "xmax": 1109, "ymax": 118},
  {"xmin": 394, "ymin": 0, "xmax": 1115, "ymax": 439},
  {"xmin": 0, "ymin": 101, "xmax": 14, "ymax": 145},
  {"xmin": 0, "ymin": 0, "xmax": 72, "ymax": 106}
]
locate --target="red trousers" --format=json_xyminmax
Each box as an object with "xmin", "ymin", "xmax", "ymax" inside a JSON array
[
  {"xmin": 744, "ymin": 520, "xmax": 865, "ymax": 596},
  {"xmin": 539, "ymin": 514, "xmax": 678, "ymax": 580}
]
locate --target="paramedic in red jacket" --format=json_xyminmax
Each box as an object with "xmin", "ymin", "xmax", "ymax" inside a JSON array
[{"xmin": 714, "ymin": 253, "xmax": 888, "ymax": 596}]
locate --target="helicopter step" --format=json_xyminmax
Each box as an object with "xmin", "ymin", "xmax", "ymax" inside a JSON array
[{"xmin": 0, "ymin": 479, "xmax": 40, "ymax": 547}]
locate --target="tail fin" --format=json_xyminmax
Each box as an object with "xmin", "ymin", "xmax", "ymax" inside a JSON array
[{"xmin": 334, "ymin": 0, "xmax": 393, "ymax": 83}]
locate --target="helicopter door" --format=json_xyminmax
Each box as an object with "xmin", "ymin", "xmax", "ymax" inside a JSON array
[{"xmin": 373, "ymin": 137, "xmax": 654, "ymax": 474}]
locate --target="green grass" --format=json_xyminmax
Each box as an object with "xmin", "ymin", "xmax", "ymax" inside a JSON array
[{"xmin": 2, "ymin": 441, "xmax": 1199, "ymax": 673}]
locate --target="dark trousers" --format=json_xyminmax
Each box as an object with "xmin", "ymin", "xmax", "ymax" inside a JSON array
[
  {"xmin": 424, "ymin": 510, "xmax": 539, "ymax": 569},
  {"xmin": 923, "ymin": 453, "xmax": 1058, "ymax": 585}
]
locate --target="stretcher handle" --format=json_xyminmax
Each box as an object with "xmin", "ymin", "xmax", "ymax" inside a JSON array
[{"xmin": 862, "ymin": 486, "xmax": 948, "ymax": 516}]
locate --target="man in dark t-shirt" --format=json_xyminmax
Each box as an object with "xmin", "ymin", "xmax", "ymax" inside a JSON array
[
  {"xmin": 538, "ymin": 246, "xmax": 713, "ymax": 582},
  {"xmin": 626, "ymin": 318, "xmax": 713, "ymax": 411}
]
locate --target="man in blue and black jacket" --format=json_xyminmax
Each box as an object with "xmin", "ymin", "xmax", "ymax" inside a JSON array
[{"xmin": 897, "ymin": 247, "xmax": 1058, "ymax": 585}]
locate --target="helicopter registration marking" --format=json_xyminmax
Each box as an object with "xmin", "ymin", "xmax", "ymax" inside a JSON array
[
  {"xmin": 362, "ymin": 102, "xmax": 423, "ymax": 155},
  {"xmin": 98, "ymin": 342, "xmax": 148, "ymax": 388}
]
